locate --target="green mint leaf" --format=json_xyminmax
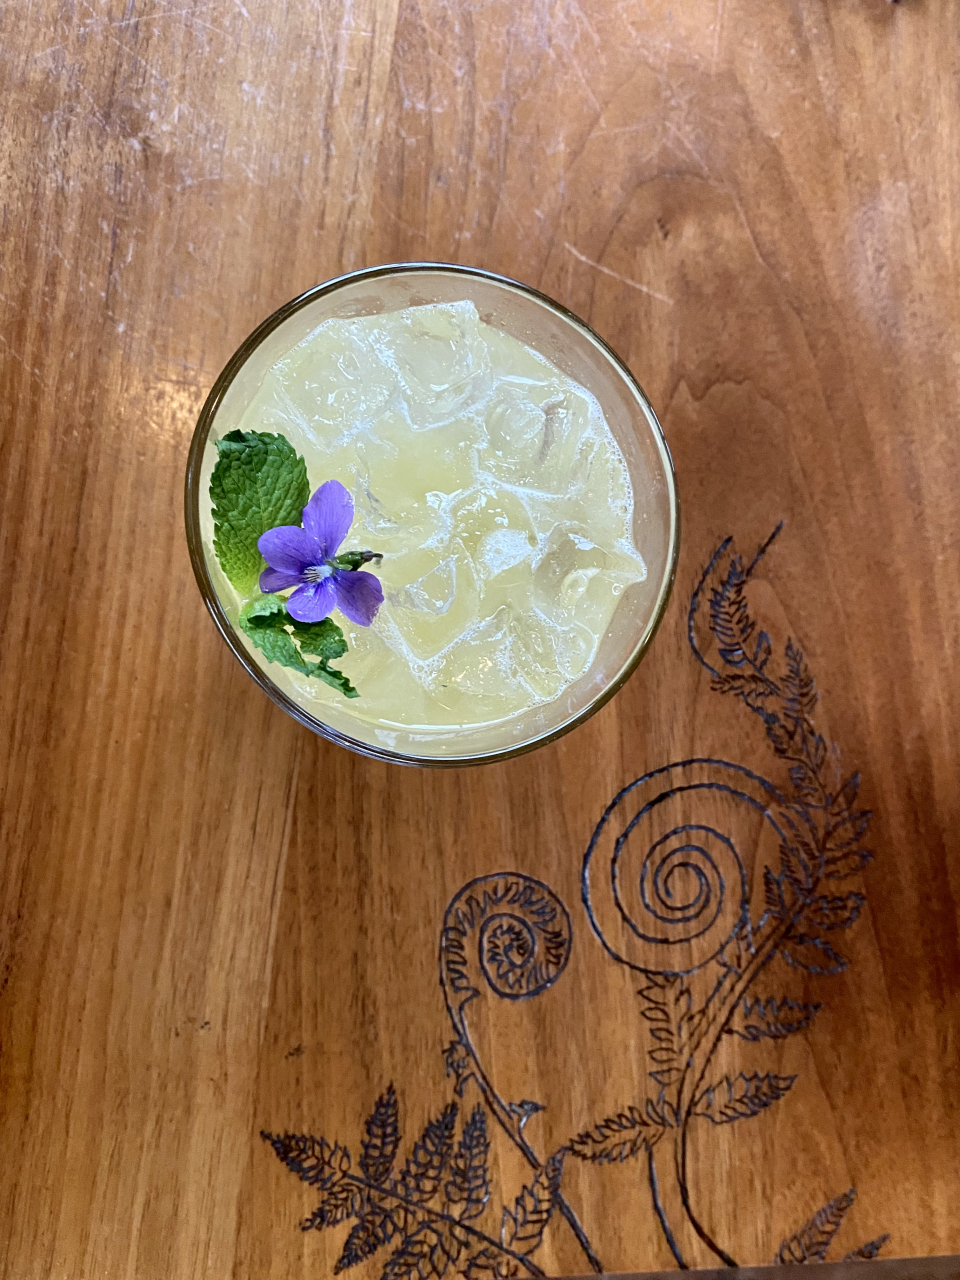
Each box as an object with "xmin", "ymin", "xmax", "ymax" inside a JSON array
[
  {"xmin": 239, "ymin": 596, "xmax": 359, "ymax": 699},
  {"xmin": 308, "ymin": 658, "xmax": 359, "ymax": 699},
  {"xmin": 210, "ymin": 430, "xmax": 310, "ymax": 594},
  {"xmin": 239, "ymin": 595, "xmax": 313, "ymax": 676},
  {"xmin": 288, "ymin": 616, "xmax": 349, "ymax": 663},
  {"xmin": 288, "ymin": 615, "xmax": 357, "ymax": 697}
]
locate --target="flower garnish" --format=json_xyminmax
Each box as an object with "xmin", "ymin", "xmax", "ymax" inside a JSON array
[
  {"xmin": 257, "ymin": 480, "xmax": 384, "ymax": 626},
  {"xmin": 209, "ymin": 432, "xmax": 382, "ymax": 699}
]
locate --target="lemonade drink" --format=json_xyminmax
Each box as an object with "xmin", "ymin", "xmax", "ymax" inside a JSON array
[{"xmin": 210, "ymin": 299, "xmax": 647, "ymax": 740}]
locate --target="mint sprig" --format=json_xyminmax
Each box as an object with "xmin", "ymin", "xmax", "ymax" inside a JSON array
[
  {"xmin": 210, "ymin": 430, "xmax": 310, "ymax": 595},
  {"xmin": 239, "ymin": 595, "xmax": 359, "ymax": 699}
]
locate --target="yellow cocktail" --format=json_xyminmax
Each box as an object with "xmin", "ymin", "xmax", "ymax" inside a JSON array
[{"xmin": 187, "ymin": 266, "xmax": 678, "ymax": 764}]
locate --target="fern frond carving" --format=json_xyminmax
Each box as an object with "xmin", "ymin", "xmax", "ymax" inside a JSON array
[
  {"xmin": 693, "ymin": 1072, "xmax": 796, "ymax": 1125},
  {"xmin": 446, "ymin": 1105, "xmax": 491, "ymax": 1222},
  {"xmin": 397, "ymin": 1104, "xmax": 458, "ymax": 1204},
  {"xmin": 362, "ymin": 1084, "xmax": 401, "ymax": 1184},
  {"xmin": 500, "ymin": 1152, "xmax": 564, "ymax": 1256},
  {"xmin": 776, "ymin": 1188, "xmax": 857, "ymax": 1263},
  {"xmin": 264, "ymin": 1092, "xmax": 550, "ymax": 1279},
  {"xmin": 843, "ymin": 1234, "xmax": 891, "ymax": 1262},
  {"xmin": 570, "ymin": 525, "xmax": 887, "ymax": 1270},
  {"xmin": 265, "ymin": 525, "xmax": 889, "ymax": 1278},
  {"xmin": 570, "ymin": 1107, "xmax": 662, "ymax": 1163},
  {"xmin": 724, "ymin": 996, "xmax": 822, "ymax": 1042}
]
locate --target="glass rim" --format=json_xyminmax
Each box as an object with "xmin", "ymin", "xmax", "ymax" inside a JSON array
[{"xmin": 184, "ymin": 261, "xmax": 680, "ymax": 768}]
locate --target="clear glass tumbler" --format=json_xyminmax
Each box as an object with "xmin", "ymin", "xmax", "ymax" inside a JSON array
[{"xmin": 184, "ymin": 263, "xmax": 679, "ymax": 766}]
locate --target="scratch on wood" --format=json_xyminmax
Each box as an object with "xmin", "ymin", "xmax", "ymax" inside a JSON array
[
  {"xmin": 546, "ymin": 42, "xmax": 606, "ymax": 127},
  {"xmin": 712, "ymin": 0, "xmax": 725, "ymax": 70},
  {"xmin": 562, "ymin": 0, "xmax": 601, "ymax": 47},
  {"xmin": 564, "ymin": 243, "xmax": 674, "ymax": 305}
]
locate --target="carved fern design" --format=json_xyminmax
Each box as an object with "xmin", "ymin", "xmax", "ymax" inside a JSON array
[
  {"xmin": 263, "ymin": 1087, "xmax": 563, "ymax": 1280},
  {"xmin": 573, "ymin": 525, "xmax": 887, "ymax": 1268},
  {"xmin": 264, "ymin": 525, "xmax": 888, "ymax": 1275},
  {"xmin": 724, "ymin": 996, "xmax": 822, "ymax": 1042},
  {"xmin": 776, "ymin": 1188, "xmax": 890, "ymax": 1265}
]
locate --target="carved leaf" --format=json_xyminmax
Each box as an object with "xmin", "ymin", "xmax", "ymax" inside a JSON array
[
  {"xmin": 764, "ymin": 867, "xmax": 787, "ymax": 919},
  {"xmin": 362, "ymin": 1085, "xmax": 401, "ymax": 1184},
  {"xmin": 301, "ymin": 1182, "xmax": 364, "ymax": 1231},
  {"xmin": 464, "ymin": 1245, "xmax": 520, "ymax": 1279},
  {"xmin": 825, "ymin": 811, "xmax": 872, "ymax": 853},
  {"xmin": 380, "ymin": 1222, "xmax": 468, "ymax": 1280},
  {"xmin": 717, "ymin": 926, "xmax": 754, "ymax": 977},
  {"xmin": 710, "ymin": 671, "xmax": 775, "ymax": 703},
  {"xmin": 644, "ymin": 1092, "xmax": 679, "ymax": 1128},
  {"xmin": 782, "ymin": 639, "xmax": 818, "ymax": 725},
  {"xmin": 570, "ymin": 1106, "xmax": 658, "ymax": 1163},
  {"xmin": 708, "ymin": 556, "xmax": 756, "ymax": 668},
  {"xmin": 725, "ymin": 996, "xmax": 822, "ymax": 1043},
  {"xmin": 831, "ymin": 773, "xmax": 861, "ymax": 815},
  {"xmin": 775, "ymin": 1188, "xmax": 856, "ymax": 1264},
  {"xmin": 754, "ymin": 630, "xmax": 773, "ymax": 670},
  {"xmin": 443, "ymin": 1040, "xmax": 473, "ymax": 1097},
  {"xmin": 397, "ymin": 1103, "xmax": 458, "ymax": 1204},
  {"xmin": 334, "ymin": 1203, "xmax": 400, "ymax": 1273},
  {"xmin": 637, "ymin": 974, "xmax": 697, "ymax": 1084},
  {"xmin": 500, "ymin": 1151, "xmax": 563, "ymax": 1254},
  {"xmin": 445, "ymin": 1104, "xmax": 490, "ymax": 1222},
  {"xmin": 778, "ymin": 842, "xmax": 813, "ymax": 896},
  {"xmin": 789, "ymin": 762, "xmax": 822, "ymax": 804},
  {"xmin": 780, "ymin": 934, "xmax": 849, "ymax": 975},
  {"xmin": 824, "ymin": 848, "xmax": 873, "ymax": 880},
  {"xmin": 261, "ymin": 1131, "xmax": 351, "ymax": 1188},
  {"xmin": 843, "ymin": 1234, "xmax": 890, "ymax": 1262},
  {"xmin": 777, "ymin": 807, "xmax": 819, "ymax": 872},
  {"xmin": 802, "ymin": 892, "xmax": 866, "ymax": 932},
  {"xmin": 763, "ymin": 713, "xmax": 794, "ymax": 757},
  {"xmin": 694, "ymin": 1072, "xmax": 796, "ymax": 1125}
]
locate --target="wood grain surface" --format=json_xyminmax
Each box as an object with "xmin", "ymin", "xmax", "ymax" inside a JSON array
[{"xmin": 2, "ymin": 1, "xmax": 959, "ymax": 1277}]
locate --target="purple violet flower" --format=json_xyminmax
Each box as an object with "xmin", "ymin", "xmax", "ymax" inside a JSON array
[{"xmin": 257, "ymin": 480, "xmax": 384, "ymax": 626}]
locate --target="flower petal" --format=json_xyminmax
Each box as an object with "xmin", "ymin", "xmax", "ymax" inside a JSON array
[
  {"xmin": 286, "ymin": 577, "xmax": 337, "ymax": 623},
  {"xmin": 259, "ymin": 566, "xmax": 303, "ymax": 594},
  {"xmin": 302, "ymin": 480, "xmax": 354, "ymax": 559},
  {"xmin": 257, "ymin": 525, "xmax": 317, "ymax": 573},
  {"xmin": 333, "ymin": 569, "xmax": 384, "ymax": 627}
]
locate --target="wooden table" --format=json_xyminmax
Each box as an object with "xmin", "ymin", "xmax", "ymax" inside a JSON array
[{"xmin": 2, "ymin": 1, "xmax": 958, "ymax": 1276}]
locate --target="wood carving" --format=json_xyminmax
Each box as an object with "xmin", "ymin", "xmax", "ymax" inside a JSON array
[{"xmin": 264, "ymin": 528, "xmax": 887, "ymax": 1276}]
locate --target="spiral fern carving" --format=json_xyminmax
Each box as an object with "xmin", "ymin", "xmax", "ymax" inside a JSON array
[
  {"xmin": 441, "ymin": 873, "xmax": 572, "ymax": 1010},
  {"xmin": 582, "ymin": 759, "xmax": 788, "ymax": 975}
]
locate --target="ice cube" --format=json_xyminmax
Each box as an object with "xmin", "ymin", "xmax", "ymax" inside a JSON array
[
  {"xmin": 533, "ymin": 523, "xmax": 644, "ymax": 645},
  {"xmin": 389, "ymin": 555, "xmax": 458, "ymax": 615},
  {"xmin": 235, "ymin": 370, "xmax": 316, "ymax": 442},
  {"xmin": 430, "ymin": 606, "xmax": 523, "ymax": 705},
  {"xmin": 477, "ymin": 528, "xmax": 536, "ymax": 579},
  {"xmin": 482, "ymin": 384, "xmax": 549, "ymax": 484},
  {"xmin": 273, "ymin": 318, "xmax": 398, "ymax": 443},
  {"xmin": 351, "ymin": 480, "xmax": 408, "ymax": 544},
  {"xmin": 534, "ymin": 392, "xmax": 602, "ymax": 492},
  {"xmin": 508, "ymin": 611, "xmax": 594, "ymax": 701},
  {"xmin": 371, "ymin": 302, "xmax": 492, "ymax": 428},
  {"xmin": 449, "ymin": 484, "xmax": 538, "ymax": 570},
  {"xmin": 350, "ymin": 411, "xmax": 483, "ymax": 554},
  {"xmin": 380, "ymin": 542, "xmax": 481, "ymax": 662},
  {"xmin": 533, "ymin": 525, "xmax": 615, "ymax": 621},
  {"xmin": 481, "ymin": 380, "xmax": 603, "ymax": 497}
]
